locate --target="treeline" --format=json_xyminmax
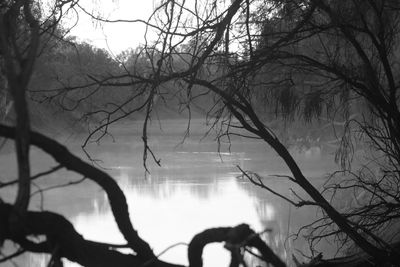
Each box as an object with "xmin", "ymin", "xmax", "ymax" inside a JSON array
[
  {"xmin": 0, "ymin": 18, "xmax": 378, "ymax": 147},
  {"xmin": 23, "ymin": 36, "xmax": 215, "ymax": 134}
]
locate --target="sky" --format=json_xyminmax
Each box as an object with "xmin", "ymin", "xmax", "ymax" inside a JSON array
[
  {"xmin": 62, "ymin": 0, "xmax": 239, "ymax": 56},
  {"xmin": 64, "ymin": 0, "xmax": 159, "ymax": 55}
]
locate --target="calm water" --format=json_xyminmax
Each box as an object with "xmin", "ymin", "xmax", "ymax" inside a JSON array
[{"xmin": 0, "ymin": 119, "xmax": 338, "ymax": 267}]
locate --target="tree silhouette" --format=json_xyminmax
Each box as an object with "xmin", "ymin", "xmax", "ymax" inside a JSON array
[
  {"xmin": 1, "ymin": 0, "xmax": 400, "ymax": 266},
  {"xmin": 0, "ymin": 1, "xmax": 285, "ymax": 266}
]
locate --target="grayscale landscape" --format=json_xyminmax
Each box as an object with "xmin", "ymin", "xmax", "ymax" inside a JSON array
[{"xmin": 0, "ymin": 1, "xmax": 399, "ymax": 267}]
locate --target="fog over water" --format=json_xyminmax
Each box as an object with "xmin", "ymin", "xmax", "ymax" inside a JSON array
[{"xmin": 0, "ymin": 119, "xmax": 338, "ymax": 267}]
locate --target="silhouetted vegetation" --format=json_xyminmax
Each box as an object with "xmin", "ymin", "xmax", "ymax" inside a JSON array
[{"xmin": 1, "ymin": 0, "xmax": 400, "ymax": 266}]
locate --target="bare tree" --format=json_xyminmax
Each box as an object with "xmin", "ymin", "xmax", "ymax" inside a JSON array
[
  {"xmin": 2, "ymin": 0, "xmax": 400, "ymax": 266},
  {"xmin": 0, "ymin": 1, "xmax": 286, "ymax": 267},
  {"xmin": 106, "ymin": 0, "xmax": 400, "ymax": 264}
]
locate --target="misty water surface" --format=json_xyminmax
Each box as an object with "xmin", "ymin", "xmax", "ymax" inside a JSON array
[{"xmin": 0, "ymin": 119, "xmax": 338, "ymax": 267}]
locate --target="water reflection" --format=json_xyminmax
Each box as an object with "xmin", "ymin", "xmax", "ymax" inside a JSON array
[
  {"xmin": 66, "ymin": 138, "xmax": 335, "ymax": 266},
  {"xmin": 72, "ymin": 165, "xmax": 276, "ymax": 266},
  {"xmin": 0, "ymin": 123, "xmax": 337, "ymax": 266}
]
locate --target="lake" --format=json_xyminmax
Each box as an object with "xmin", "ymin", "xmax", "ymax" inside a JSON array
[{"xmin": 0, "ymin": 119, "xmax": 338, "ymax": 267}]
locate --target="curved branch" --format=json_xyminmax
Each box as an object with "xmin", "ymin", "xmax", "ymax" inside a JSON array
[
  {"xmin": 188, "ymin": 224, "xmax": 286, "ymax": 267},
  {"xmin": 0, "ymin": 202, "xmax": 182, "ymax": 267},
  {"xmin": 0, "ymin": 124, "xmax": 154, "ymax": 259}
]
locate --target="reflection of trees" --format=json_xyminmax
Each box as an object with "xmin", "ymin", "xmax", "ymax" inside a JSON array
[{"xmin": 116, "ymin": 166, "xmax": 223, "ymax": 200}]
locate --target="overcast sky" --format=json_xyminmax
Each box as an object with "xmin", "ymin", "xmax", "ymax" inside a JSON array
[{"xmin": 65, "ymin": 0, "xmax": 158, "ymax": 55}]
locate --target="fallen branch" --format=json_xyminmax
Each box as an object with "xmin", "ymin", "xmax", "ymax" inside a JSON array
[
  {"xmin": 0, "ymin": 124, "xmax": 153, "ymax": 259},
  {"xmin": 0, "ymin": 202, "xmax": 183, "ymax": 267},
  {"xmin": 188, "ymin": 224, "xmax": 286, "ymax": 267}
]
